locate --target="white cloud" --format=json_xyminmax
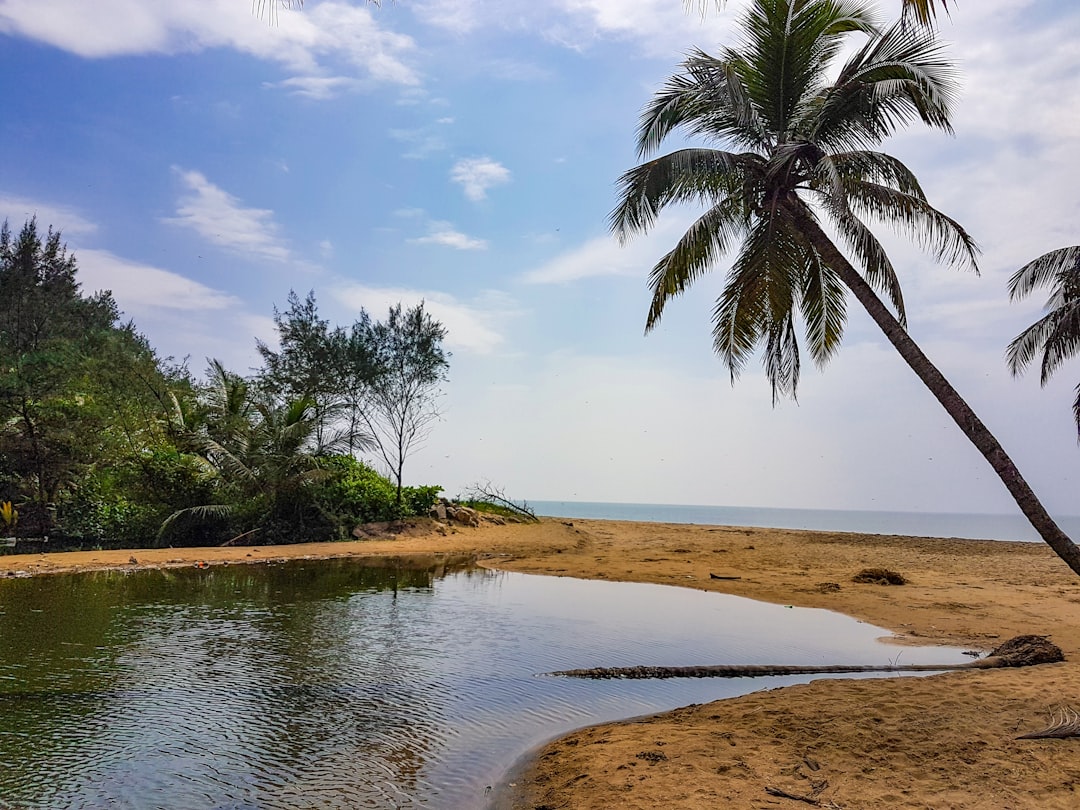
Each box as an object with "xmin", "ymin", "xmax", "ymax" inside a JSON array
[
  {"xmin": 75, "ymin": 248, "xmax": 239, "ymax": 313},
  {"xmin": 389, "ymin": 126, "xmax": 448, "ymax": 159},
  {"xmin": 412, "ymin": 0, "xmax": 742, "ymax": 58},
  {"xmin": 0, "ymin": 194, "xmax": 97, "ymax": 236},
  {"xmin": 522, "ymin": 215, "xmax": 695, "ymax": 284},
  {"xmin": 0, "ymin": 0, "xmax": 419, "ymax": 98},
  {"xmin": 410, "ymin": 222, "xmax": 488, "ymax": 250},
  {"xmin": 945, "ymin": 2, "xmax": 1080, "ymax": 143},
  {"xmin": 163, "ymin": 168, "xmax": 292, "ymax": 263},
  {"xmin": 411, "ymin": 0, "xmax": 483, "ymax": 34},
  {"xmin": 450, "ymin": 157, "xmax": 511, "ymax": 201},
  {"xmin": 333, "ymin": 283, "xmax": 507, "ymax": 354},
  {"xmin": 269, "ymin": 75, "xmax": 361, "ymax": 99}
]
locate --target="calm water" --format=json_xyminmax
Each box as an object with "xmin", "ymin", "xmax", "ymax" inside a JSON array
[
  {"xmin": 0, "ymin": 561, "xmax": 969, "ymax": 809},
  {"xmin": 531, "ymin": 500, "xmax": 1080, "ymax": 543}
]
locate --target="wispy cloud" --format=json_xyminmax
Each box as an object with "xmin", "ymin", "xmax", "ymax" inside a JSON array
[
  {"xmin": 76, "ymin": 248, "xmax": 240, "ymax": 313},
  {"xmin": 411, "ymin": 0, "xmax": 739, "ymax": 58},
  {"xmin": 411, "ymin": 0, "xmax": 483, "ymax": 34},
  {"xmin": 389, "ymin": 126, "xmax": 448, "ymax": 160},
  {"xmin": 522, "ymin": 216, "xmax": 694, "ymax": 284},
  {"xmin": 0, "ymin": 194, "xmax": 97, "ymax": 236},
  {"xmin": 450, "ymin": 157, "xmax": 511, "ymax": 201},
  {"xmin": 269, "ymin": 75, "xmax": 362, "ymax": 100},
  {"xmin": 164, "ymin": 168, "xmax": 292, "ymax": 263},
  {"xmin": 0, "ymin": 0, "xmax": 419, "ymax": 98},
  {"xmin": 410, "ymin": 221, "xmax": 488, "ymax": 250},
  {"xmin": 334, "ymin": 283, "xmax": 507, "ymax": 354}
]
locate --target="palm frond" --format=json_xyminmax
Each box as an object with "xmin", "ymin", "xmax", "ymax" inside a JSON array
[
  {"xmin": 638, "ymin": 50, "xmax": 776, "ymax": 156},
  {"xmin": 840, "ymin": 180, "xmax": 979, "ymax": 271},
  {"xmin": 644, "ymin": 198, "xmax": 749, "ymax": 331},
  {"xmin": 817, "ymin": 191, "xmax": 907, "ymax": 324},
  {"xmin": 1007, "ymin": 246, "xmax": 1080, "ymax": 301},
  {"xmin": 739, "ymin": 0, "xmax": 877, "ymax": 140},
  {"xmin": 1073, "ymin": 383, "xmax": 1080, "ymax": 441},
  {"xmin": 713, "ymin": 218, "xmax": 813, "ymax": 399},
  {"xmin": 818, "ymin": 150, "xmax": 927, "ymax": 197},
  {"xmin": 611, "ymin": 149, "xmax": 755, "ymax": 240},
  {"xmin": 812, "ymin": 19, "xmax": 958, "ymax": 151},
  {"xmin": 157, "ymin": 503, "xmax": 235, "ymax": 544},
  {"xmin": 901, "ymin": 0, "xmax": 950, "ymax": 27},
  {"xmin": 187, "ymin": 433, "xmax": 257, "ymax": 484},
  {"xmin": 799, "ymin": 243, "xmax": 849, "ymax": 367}
]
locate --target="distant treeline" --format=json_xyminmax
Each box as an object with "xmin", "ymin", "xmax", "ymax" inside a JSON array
[{"xmin": 0, "ymin": 219, "xmax": 446, "ymax": 549}]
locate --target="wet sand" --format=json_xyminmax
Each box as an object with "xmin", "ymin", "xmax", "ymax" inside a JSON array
[{"xmin": 4, "ymin": 518, "xmax": 1079, "ymax": 808}]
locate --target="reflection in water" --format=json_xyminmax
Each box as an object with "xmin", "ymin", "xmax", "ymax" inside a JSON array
[{"xmin": 0, "ymin": 561, "xmax": 969, "ymax": 809}]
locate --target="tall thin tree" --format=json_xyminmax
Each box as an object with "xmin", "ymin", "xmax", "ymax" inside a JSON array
[{"xmin": 612, "ymin": 0, "xmax": 1080, "ymax": 575}]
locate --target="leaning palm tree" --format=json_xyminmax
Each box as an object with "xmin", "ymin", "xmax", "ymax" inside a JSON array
[
  {"xmin": 1007, "ymin": 246, "xmax": 1080, "ymax": 436},
  {"xmin": 612, "ymin": 0, "xmax": 1080, "ymax": 575}
]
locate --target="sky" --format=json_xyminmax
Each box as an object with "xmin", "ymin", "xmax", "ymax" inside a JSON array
[{"xmin": 1, "ymin": 0, "xmax": 1078, "ymax": 517}]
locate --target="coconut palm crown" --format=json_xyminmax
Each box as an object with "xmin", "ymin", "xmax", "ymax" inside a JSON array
[
  {"xmin": 1007, "ymin": 246, "xmax": 1080, "ymax": 436},
  {"xmin": 613, "ymin": 0, "xmax": 1080, "ymax": 576},
  {"xmin": 615, "ymin": 0, "xmax": 974, "ymax": 401}
]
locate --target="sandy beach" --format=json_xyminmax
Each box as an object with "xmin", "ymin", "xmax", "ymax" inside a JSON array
[{"xmin": 3, "ymin": 518, "xmax": 1080, "ymax": 808}]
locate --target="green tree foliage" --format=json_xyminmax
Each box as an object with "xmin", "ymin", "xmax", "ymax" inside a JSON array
[
  {"xmin": 161, "ymin": 361, "xmax": 339, "ymax": 545},
  {"xmin": 0, "ymin": 222, "xmax": 445, "ymax": 548},
  {"xmin": 611, "ymin": 0, "xmax": 1080, "ymax": 576},
  {"xmin": 257, "ymin": 291, "xmax": 356, "ymax": 449},
  {"xmin": 0, "ymin": 219, "xmax": 217, "ymax": 545},
  {"xmin": 351, "ymin": 303, "xmax": 449, "ymax": 505},
  {"xmin": 0, "ymin": 219, "xmax": 117, "ymax": 519},
  {"xmin": 255, "ymin": 295, "xmax": 449, "ymax": 508},
  {"xmin": 1007, "ymin": 246, "xmax": 1080, "ymax": 436},
  {"xmin": 313, "ymin": 454, "xmax": 440, "ymax": 532}
]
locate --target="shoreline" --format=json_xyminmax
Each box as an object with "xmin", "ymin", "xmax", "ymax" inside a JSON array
[{"xmin": 4, "ymin": 518, "xmax": 1079, "ymax": 808}]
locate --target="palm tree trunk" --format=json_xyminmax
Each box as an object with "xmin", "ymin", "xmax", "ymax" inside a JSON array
[{"xmin": 791, "ymin": 205, "xmax": 1080, "ymax": 577}]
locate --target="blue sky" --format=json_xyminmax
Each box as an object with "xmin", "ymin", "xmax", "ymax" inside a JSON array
[{"xmin": 2, "ymin": 0, "xmax": 1079, "ymax": 516}]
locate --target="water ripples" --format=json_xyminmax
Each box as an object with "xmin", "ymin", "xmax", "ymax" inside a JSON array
[{"xmin": 0, "ymin": 563, "xmax": 969, "ymax": 809}]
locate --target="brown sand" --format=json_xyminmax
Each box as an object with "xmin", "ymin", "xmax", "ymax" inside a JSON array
[{"xmin": 4, "ymin": 518, "xmax": 1080, "ymax": 808}]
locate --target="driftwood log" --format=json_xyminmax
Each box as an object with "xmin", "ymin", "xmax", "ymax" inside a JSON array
[{"xmin": 549, "ymin": 635, "xmax": 1063, "ymax": 680}]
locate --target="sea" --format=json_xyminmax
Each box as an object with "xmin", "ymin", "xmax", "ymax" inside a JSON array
[{"xmin": 528, "ymin": 500, "xmax": 1080, "ymax": 544}]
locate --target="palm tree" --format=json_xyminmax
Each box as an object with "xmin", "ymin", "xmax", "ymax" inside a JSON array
[
  {"xmin": 612, "ymin": 0, "xmax": 1080, "ymax": 576},
  {"xmin": 159, "ymin": 361, "xmax": 346, "ymax": 544},
  {"xmin": 1007, "ymin": 246, "xmax": 1080, "ymax": 436},
  {"xmin": 901, "ymin": 0, "xmax": 950, "ymax": 25}
]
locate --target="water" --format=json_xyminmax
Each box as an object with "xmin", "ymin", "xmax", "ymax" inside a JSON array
[
  {"xmin": 530, "ymin": 500, "xmax": 1080, "ymax": 543},
  {"xmin": 0, "ymin": 561, "xmax": 970, "ymax": 809}
]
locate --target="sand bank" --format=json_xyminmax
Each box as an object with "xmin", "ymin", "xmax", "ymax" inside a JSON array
[{"xmin": 3, "ymin": 518, "xmax": 1079, "ymax": 808}]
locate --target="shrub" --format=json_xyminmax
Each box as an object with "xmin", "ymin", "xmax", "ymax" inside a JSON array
[{"xmin": 313, "ymin": 455, "xmax": 441, "ymax": 532}]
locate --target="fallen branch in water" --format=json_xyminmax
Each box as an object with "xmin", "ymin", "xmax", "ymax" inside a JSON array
[{"xmin": 548, "ymin": 635, "xmax": 1063, "ymax": 680}]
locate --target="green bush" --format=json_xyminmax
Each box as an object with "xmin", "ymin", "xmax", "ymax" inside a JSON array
[
  {"xmin": 60, "ymin": 450, "xmax": 219, "ymax": 547},
  {"xmin": 313, "ymin": 456, "xmax": 441, "ymax": 532}
]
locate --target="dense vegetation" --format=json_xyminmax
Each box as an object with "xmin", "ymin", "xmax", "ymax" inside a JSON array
[{"xmin": 0, "ymin": 219, "xmax": 446, "ymax": 549}]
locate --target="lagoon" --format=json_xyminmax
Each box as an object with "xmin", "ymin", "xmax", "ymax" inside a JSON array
[{"xmin": 0, "ymin": 560, "xmax": 969, "ymax": 809}]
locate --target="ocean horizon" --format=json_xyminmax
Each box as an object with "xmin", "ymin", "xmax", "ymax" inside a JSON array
[{"xmin": 528, "ymin": 500, "xmax": 1080, "ymax": 544}]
